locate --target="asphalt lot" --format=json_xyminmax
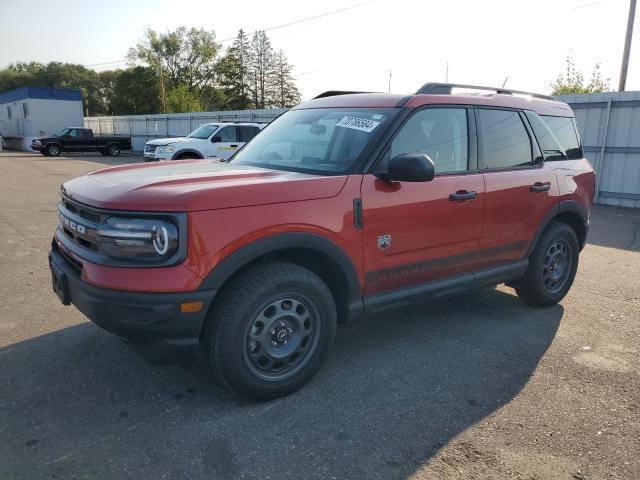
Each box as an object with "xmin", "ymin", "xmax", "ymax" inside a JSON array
[{"xmin": 0, "ymin": 150, "xmax": 639, "ymax": 479}]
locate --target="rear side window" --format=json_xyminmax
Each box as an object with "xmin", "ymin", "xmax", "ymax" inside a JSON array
[
  {"xmin": 238, "ymin": 126, "xmax": 259, "ymax": 142},
  {"xmin": 478, "ymin": 109, "xmax": 532, "ymax": 169},
  {"xmin": 390, "ymin": 108, "xmax": 469, "ymax": 173},
  {"xmin": 542, "ymin": 115, "xmax": 582, "ymax": 159}
]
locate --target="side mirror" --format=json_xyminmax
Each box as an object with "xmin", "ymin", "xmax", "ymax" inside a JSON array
[
  {"xmin": 211, "ymin": 136, "xmax": 222, "ymax": 143},
  {"xmin": 381, "ymin": 153, "xmax": 435, "ymax": 182}
]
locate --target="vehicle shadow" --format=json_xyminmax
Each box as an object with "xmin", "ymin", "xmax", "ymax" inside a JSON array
[{"xmin": 0, "ymin": 287, "xmax": 562, "ymax": 479}]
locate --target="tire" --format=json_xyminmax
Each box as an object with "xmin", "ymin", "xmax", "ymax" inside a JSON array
[
  {"xmin": 46, "ymin": 144, "xmax": 60, "ymax": 157},
  {"xmin": 516, "ymin": 221, "xmax": 579, "ymax": 307},
  {"xmin": 176, "ymin": 153, "xmax": 198, "ymax": 160},
  {"xmin": 106, "ymin": 144, "xmax": 120, "ymax": 157},
  {"xmin": 204, "ymin": 261, "xmax": 337, "ymax": 401}
]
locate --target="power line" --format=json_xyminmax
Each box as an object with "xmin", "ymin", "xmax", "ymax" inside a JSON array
[{"xmin": 82, "ymin": 1, "xmax": 375, "ymax": 69}]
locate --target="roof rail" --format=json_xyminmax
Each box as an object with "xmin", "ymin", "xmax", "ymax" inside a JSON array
[
  {"xmin": 415, "ymin": 82, "xmax": 554, "ymax": 101},
  {"xmin": 313, "ymin": 90, "xmax": 370, "ymax": 99}
]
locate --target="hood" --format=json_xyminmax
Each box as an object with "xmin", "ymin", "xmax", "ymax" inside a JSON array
[
  {"xmin": 146, "ymin": 137, "xmax": 196, "ymax": 146},
  {"xmin": 61, "ymin": 160, "xmax": 349, "ymax": 212}
]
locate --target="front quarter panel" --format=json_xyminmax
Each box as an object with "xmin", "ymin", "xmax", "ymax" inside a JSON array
[{"xmin": 185, "ymin": 175, "xmax": 365, "ymax": 291}]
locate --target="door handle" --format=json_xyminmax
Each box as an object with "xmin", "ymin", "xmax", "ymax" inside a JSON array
[
  {"xmin": 230, "ymin": 144, "xmax": 238, "ymax": 148},
  {"xmin": 530, "ymin": 182, "xmax": 551, "ymax": 193},
  {"xmin": 449, "ymin": 190, "xmax": 477, "ymax": 202}
]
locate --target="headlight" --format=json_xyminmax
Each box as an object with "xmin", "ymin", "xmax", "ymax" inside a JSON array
[
  {"xmin": 97, "ymin": 217, "xmax": 178, "ymax": 260},
  {"xmin": 33, "ymin": 140, "xmax": 42, "ymax": 145},
  {"xmin": 157, "ymin": 145, "xmax": 175, "ymax": 154}
]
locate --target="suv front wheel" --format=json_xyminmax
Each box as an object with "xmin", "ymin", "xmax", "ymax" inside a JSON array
[
  {"xmin": 516, "ymin": 221, "xmax": 579, "ymax": 307},
  {"xmin": 204, "ymin": 262, "xmax": 337, "ymax": 401}
]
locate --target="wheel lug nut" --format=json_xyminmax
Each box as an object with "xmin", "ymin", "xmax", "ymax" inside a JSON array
[
  {"xmin": 280, "ymin": 321, "xmax": 285, "ymax": 327},
  {"xmin": 270, "ymin": 329, "xmax": 275, "ymax": 334},
  {"xmin": 271, "ymin": 341, "xmax": 277, "ymax": 346},
  {"xmin": 287, "ymin": 328, "xmax": 292, "ymax": 333},
  {"xmin": 284, "ymin": 340, "xmax": 288, "ymax": 344}
]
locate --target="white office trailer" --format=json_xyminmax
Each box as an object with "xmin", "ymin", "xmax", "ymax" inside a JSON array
[{"xmin": 0, "ymin": 86, "xmax": 83, "ymax": 151}]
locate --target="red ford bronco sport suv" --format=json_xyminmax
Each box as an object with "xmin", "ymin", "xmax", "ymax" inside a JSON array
[{"xmin": 49, "ymin": 83, "xmax": 595, "ymax": 401}]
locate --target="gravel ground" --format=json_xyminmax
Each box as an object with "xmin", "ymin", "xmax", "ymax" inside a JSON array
[{"xmin": 0, "ymin": 151, "xmax": 638, "ymax": 480}]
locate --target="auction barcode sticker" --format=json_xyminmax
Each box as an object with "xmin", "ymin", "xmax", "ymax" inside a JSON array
[{"xmin": 336, "ymin": 116, "xmax": 380, "ymax": 133}]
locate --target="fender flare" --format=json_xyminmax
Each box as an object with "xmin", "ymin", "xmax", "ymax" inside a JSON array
[
  {"xmin": 171, "ymin": 148, "xmax": 204, "ymax": 160},
  {"xmin": 197, "ymin": 232, "xmax": 361, "ymax": 302},
  {"xmin": 526, "ymin": 200, "xmax": 589, "ymax": 256}
]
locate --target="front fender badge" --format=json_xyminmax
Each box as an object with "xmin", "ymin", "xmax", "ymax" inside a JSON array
[{"xmin": 378, "ymin": 234, "xmax": 391, "ymax": 250}]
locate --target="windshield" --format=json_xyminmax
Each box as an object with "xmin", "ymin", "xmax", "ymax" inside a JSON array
[
  {"xmin": 231, "ymin": 108, "xmax": 397, "ymax": 174},
  {"xmin": 53, "ymin": 128, "xmax": 70, "ymax": 137},
  {"xmin": 188, "ymin": 124, "xmax": 219, "ymax": 139}
]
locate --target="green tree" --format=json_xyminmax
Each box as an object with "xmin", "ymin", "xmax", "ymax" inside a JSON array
[
  {"xmin": 248, "ymin": 30, "xmax": 276, "ymax": 109},
  {"xmin": 271, "ymin": 50, "xmax": 300, "ymax": 108},
  {"xmin": 128, "ymin": 27, "xmax": 223, "ymax": 111},
  {"xmin": 217, "ymin": 29, "xmax": 252, "ymax": 110},
  {"xmin": 109, "ymin": 66, "xmax": 161, "ymax": 115},
  {"xmin": 551, "ymin": 55, "xmax": 610, "ymax": 95},
  {"xmin": 165, "ymin": 84, "xmax": 202, "ymax": 113},
  {"xmin": 0, "ymin": 61, "xmax": 110, "ymax": 116}
]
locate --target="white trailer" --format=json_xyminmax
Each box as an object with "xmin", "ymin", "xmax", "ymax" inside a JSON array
[{"xmin": 0, "ymin": 86, "xmax": 83, "ymax": 151}]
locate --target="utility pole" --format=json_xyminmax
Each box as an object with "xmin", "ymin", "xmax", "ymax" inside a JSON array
[
  {"xmin": 618, "ymin": 0, "xmax": 636, "ymax": 91},
  {"xmin": 159, "ymin": 63, "xmax": 166, "ymax": 114},
  {"xmin": 388, "ymin": 68, "xmax": 392, "ymax": 93},
  {"xmin": 445, "ymin": 62, "xmax": 449, "ymax": 83}
]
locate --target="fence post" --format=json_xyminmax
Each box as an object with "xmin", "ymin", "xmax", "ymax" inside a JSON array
[{"xmin": 594, "ymin": 98, "xmax": 612, "ymax": 204}]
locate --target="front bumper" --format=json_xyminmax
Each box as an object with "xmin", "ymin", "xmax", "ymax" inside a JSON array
[{"xmin": 48, "ymin": 246, "xmax": 217, "ymax": 364}]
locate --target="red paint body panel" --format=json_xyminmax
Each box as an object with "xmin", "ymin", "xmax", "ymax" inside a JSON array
[
  {"xmin": 360, "ymin": 173, "xmax": 485, "ymax": 295},
  {"xmin": 63, "ymin": 160, "xmax": 347, "ymax": 212}
]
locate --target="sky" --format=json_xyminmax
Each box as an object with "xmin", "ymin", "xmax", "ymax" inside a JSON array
[{"xmin": 0, "ymin": 0, "xmax": 638, "ymax": 100}]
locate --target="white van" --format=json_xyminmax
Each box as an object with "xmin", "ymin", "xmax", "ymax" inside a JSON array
[{"xmin": 144, "ymin": 122, "xmax": 266, "ymax": 161}]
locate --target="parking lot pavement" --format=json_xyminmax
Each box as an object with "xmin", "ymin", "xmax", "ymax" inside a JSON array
[{"xmin": 0, "ymin": 150, "xmax": 638, "ymax": 479}]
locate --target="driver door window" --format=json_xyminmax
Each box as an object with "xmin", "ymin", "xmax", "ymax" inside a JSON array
[
  {"xmin": 390, "ymin": 108, "xmax": 469, "ymax": 174},
  {"xmin": 212, "ymin": 126, "xmax": 239, "ymax": 160}
]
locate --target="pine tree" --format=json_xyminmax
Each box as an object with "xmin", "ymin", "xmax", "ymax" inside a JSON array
[
  {"xmin": 247, "ymin": 30, "xmax": 276, "ymax": 109},
  {"xmin": 217, "ymin": 29, "xmax": 251, "ymax": 110},
  {"xmin": 272, "ymin": 50, "xmax": 301, "ymax": 108}
]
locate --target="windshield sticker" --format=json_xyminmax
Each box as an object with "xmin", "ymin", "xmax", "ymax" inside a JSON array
[{"xmin": 336, "ymin": 116, "xmax": 380, "ymax": 133}]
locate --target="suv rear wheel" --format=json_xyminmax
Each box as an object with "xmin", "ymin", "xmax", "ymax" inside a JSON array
[
  {"xmin": 204, "ymin": 262, "xmax": 337, "ymax": 401},
  {"xmin": 516, "ymin": 221, "xmax": 579, "ymax": 307}
]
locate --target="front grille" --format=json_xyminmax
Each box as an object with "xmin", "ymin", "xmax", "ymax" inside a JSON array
[
  {"xmin": 144, "ymin": 144, "xmax": 157, "ymax": 153},
  {"xmin": 58, "ymin": 196, "xmax": 106, "ymax": 253}
]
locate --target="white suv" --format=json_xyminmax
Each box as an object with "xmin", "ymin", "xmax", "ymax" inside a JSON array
[{"xmin": 144, "ymin": 122, "xmax": 265, "ymax": 161}]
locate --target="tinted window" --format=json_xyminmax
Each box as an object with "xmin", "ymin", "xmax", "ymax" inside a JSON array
[
  {"xmin": 238, "ymin": 126, "xmax": 259, "ymax": 142},
  {"xmin": 479, "ymin": 109, "xmax": 532, "ymax": 169},
  {"xmin": 542, "ymin": 115, "xmax": 582, "ymax": 159},
  {"xmin": 216, "ymin": 126, "xmax": 237, "ymax": 142},
  {"xmin": 390, "ymin": 108, "xmax": 468, "ymax": 173},
  {"xmin": 68, "ymin": 129, "xmax": 80, "ymax": 138}
]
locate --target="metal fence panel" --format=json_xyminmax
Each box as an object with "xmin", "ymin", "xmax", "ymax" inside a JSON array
[
  {"xmin": 84, "ymin": 108, "xmax": 287, "ymax": 155},
  {"xmin": 556, "ymin": 91, "xmax": 640, "ymax": 208}
]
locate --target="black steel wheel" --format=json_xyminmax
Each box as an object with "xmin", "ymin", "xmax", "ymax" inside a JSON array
[
  {"xmin": 516, "ymin": 221, "xmax": 579, "ymax": 307},
  {"xmin": 244, "ymin": 296, "xmax": 320, "ymax": 381},
  {"xmin": 542, "ymin": 239, "xmax": 573, "ymax": 294},
  {"xmin": 204, "ymin": 262, "xmax": 336, "ymax": 401}
]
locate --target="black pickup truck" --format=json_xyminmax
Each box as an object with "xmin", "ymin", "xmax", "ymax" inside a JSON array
[{"xmin": 31, "ymin": 128, "xmax": 132, "ymax": 157}]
